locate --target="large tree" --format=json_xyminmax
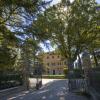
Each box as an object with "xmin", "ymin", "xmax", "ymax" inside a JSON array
[
  {"xmin": 0, "ymin": 0, "xmax": 53, "ymax": 90},
  {"xmin": 32, "ymin": 0, "xmax": 100, "ymax": 71},
  {"xmin": 0, "ymin": 0, "xmax": 52, "ymax": 71}
]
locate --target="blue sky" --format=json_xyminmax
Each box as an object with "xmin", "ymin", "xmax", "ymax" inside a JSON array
[
  {"xmin": 96, "ymin": 0, "xmax": 100, "ymax": 3},
  {"xmin": 46, "ymin": 0, "xmax": 100, "ymax": 5}
]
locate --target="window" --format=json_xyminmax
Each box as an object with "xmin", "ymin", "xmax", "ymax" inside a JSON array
[
  {"xmin": 52, "ymin": 56, "xmax": 54, "ymax": 58},
  {"xmin": 51, "ymin": 63, "xmax": 55, "ymax": 66},
  {"xmin": 61, "ymin": 62, "xmax": 63, "ymax": 65},
  {"xmin": 59, "ymin": 62, "xmax": 61, "ymax": 65},
  {"xmin": 53, "ymin": 70, "xmax": 55, "ymax": 75},
  {"xmin": 59, "ymin": 72, "xmax": 61, "ymax": 75},
  {"xmin": 47, "ymin": 63, "xmax": 49, "ymax": 66},
  {"xmin": 47, "ymin": 56, "xmax": 49, "ymax": 59},
  {"xmin": 58, "ymin": 62, "xmax": 59, "ymax": 65},
  {"xmin": 47, "ymin": 69, "xmax": 49, "ymax": 74},
  {"xmin": 64, "ymin": 61, "xmax": 67, "ymax": 65}
]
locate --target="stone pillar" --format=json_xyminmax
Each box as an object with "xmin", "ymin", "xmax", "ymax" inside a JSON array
[{"xmin": 81, "ymin": 51, "xmax": 92, "ymax": 88}]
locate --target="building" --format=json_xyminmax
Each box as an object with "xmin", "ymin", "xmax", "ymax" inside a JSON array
[
  {"xmin": 74, "ymin": 50, "xmax": 100, "ymax": 69},
  {"xmin": 39, "ymin": 52, "xmax": 67, "ymax": 75}
]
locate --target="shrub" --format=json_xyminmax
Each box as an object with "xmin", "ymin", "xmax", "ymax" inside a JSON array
[
  {"xmin": 0, "ymin": 73, "xmax": 23, "ymax": 90},
  {"xmin": 42, "ymin": 75, "xmax": 65, "ymax": 79},
  {"xmin": 63, "ymin": 68, "xmax": 68, "ymax": 78}
]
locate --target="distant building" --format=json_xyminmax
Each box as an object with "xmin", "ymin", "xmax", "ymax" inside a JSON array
[
  {"xmin": 74, "ymin": 49, "xmax": 100, "ymax": 69},
  {"xmin": 39, "ymin": 52, "xmax": 67, "ymax": 75}
]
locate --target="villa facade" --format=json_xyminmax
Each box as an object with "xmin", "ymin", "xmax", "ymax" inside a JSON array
[{"xmin": 39, "ymin": 52, "xmax": 67, "ymax": 75}]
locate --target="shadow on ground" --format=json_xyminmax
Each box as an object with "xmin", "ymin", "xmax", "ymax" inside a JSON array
[{"xmin": 2, "ymin": 80, "xmax": 90, "ymax": 100}]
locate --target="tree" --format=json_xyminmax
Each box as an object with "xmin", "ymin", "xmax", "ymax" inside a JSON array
[
  {"xmin": 0, "ymin": 0, "xmax": 52, "ymax": 71},
  {"xmin": 0, "ymin": 0, "xmax": 53, "ymax": 89},
  {"xmin": 32, "ymin": 0, "xmax": 100, "ymax": 72},
  {"xmin": 0, "ymin": 26, "xmax": 18, "ymax": 72}
]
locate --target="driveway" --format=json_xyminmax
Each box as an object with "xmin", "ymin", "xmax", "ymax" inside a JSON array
[{"xmin": 2, "ymin": 79, "xmax": 90, "ymax": 100}]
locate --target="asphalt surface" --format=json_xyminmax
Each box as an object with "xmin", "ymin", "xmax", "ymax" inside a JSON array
[{"xmin": 2, "ymin": 79, "xmax": 90, "ymax": 100}]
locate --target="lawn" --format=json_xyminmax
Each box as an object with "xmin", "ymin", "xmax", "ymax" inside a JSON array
[{"xmin": 42, "ymin": 75, "xmax": 65, "ymax": 79}]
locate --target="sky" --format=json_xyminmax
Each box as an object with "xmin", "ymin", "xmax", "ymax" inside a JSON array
[
  {"xmin": 96, "ymin": 0, "xmax": 100, "ymax": 3},
  {"xmin": 46, "ymin": 0, "xmax": 100, "ymax": 5}
]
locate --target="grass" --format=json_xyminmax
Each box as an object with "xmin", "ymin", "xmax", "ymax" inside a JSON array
[{"xmin": 42, "ymin": 75, "xmax": 66, "ymax": 79}]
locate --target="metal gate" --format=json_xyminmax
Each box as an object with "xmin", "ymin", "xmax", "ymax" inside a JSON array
[{"xmin": 68, "ymin": 79, "xmax": 88, "ymax": 92}]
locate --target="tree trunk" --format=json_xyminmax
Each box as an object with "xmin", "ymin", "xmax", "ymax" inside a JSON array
[
  {"xmin": 67, "ymin": 58, "xmax": 74, "ymax": 78},
  {"xmin": 22, "ymin": 44, "xmax": 30, "ymax": 90},
  {"xmin": 67, "ymin": 58, "xmax": 75, "ymax": 91},
  {"xmin": 92, "ymin": 51, "xmax": 98, "ymax": 67}
]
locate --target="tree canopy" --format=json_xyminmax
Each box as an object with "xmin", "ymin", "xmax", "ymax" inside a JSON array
[
  {"xmin": 0, "ymin": 0, "xmax": 52, "ymax": 71},
  {"xmin": 32, "ymin": 0, "xmax": 100, "ymax": 69}
]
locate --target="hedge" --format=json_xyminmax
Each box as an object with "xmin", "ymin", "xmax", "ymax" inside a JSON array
[
  {"xmin": 0, "ymin": 73, "xmax": 23, "ymax": 90},
  {"xmin": 42, "ymin": 75, "xmax": 65, "ymax": 79}
]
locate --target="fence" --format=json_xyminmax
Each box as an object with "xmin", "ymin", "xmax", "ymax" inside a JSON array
[
  {"xmin": 0, "ymin": 73, "xmax": 23, "ymax": 90},
  {"xmin": 88, "ymin": 68, "xmax": 100, "ymax": 93},
  {"xmin": 68, "ymin": 67, "xmax": 100, "ymax": 94},
  {"xmin": 68, "ymin": 79, "xmax": 88, "ymax": 92}
]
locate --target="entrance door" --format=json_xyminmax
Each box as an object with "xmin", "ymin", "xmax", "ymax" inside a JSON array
[{"xmin": 53, "ymin": 70, "xmax": 55, "ymax": 75}]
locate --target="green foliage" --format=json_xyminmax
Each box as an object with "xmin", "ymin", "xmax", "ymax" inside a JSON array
[
  {"xmin": 33, "ymin": 0, "xmax": 100, "ymax": 70},
  {"xmin": 0, "ymin": 0, "xmax": 51, "ymax": 73},
  {"xmin": 0, "ymin": 46, "xmax": 17, "ymax": 71},
  {"xmin": 0, "ymin": 26, "xmax": 18, "ymax": 71},
  {"xmin": 42, "ymin": 75, "xmax": 65, "ymax": 79},
  {"xmin": 63, "ymin": 68, "xmax": 68, "ymax": 77},
  {"xmin": 0, "ymin": 73, "xmax": 23, "ymax": 90},
  {"xmin": 0, "ymin": 0, "xmax": 41, "ymax": 25},
  {"xmin": 0, "ymin": 0, "xmax": 53, "ymax": 89}
]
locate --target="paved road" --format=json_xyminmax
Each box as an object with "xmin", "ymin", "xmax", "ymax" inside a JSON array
[{"xmin": 3, "ymin": 79, "xmax": 90, "ymax": 100}]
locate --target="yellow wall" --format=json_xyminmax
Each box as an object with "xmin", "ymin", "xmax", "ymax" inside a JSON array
[{"xmin": 40, "ymin": 52, "xmax": 68, "ymax": 75}]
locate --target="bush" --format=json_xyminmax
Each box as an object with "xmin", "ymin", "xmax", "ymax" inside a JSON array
[
  {"xmin": 0, "ymin": 73, "xmax": 23, "ymax": 90},
  {"xmin": 63, "ymin": 68, "xmax": 68, "ymax": 78},
  {"xmin": 42, "ymin": 75, "xmax": 65, "ymax": 79}
]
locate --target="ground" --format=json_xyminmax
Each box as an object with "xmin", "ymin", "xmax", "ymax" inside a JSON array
[{"xmin": 2, "ymin": 79, "xmax": 90, "ymax": 100}]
